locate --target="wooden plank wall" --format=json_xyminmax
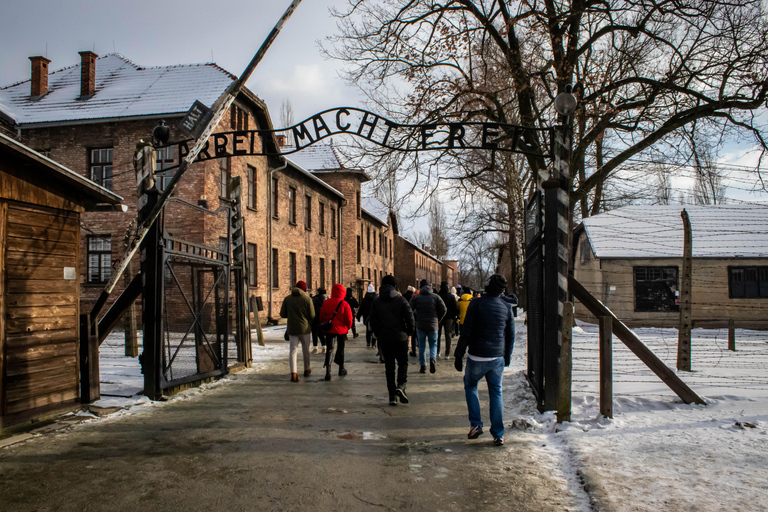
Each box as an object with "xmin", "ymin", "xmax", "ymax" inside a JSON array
[{"xmin": 2, "ymin": 201, "xmax": 80, "ymax": 416}]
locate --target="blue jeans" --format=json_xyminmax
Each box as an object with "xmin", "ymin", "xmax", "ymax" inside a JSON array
[
  {"xmin": 416, "ymin": 329, "xmax": 438, "ymax": 366},
  {"xmin": 464, "ymin": 357, "xmax": 505, "ymax": 440}
]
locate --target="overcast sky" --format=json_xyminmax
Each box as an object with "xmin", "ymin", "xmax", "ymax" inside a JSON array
[
  {"xmin": 0, "ymin": 0, "xmax": 361, "ymax": 122},
  {"xmin": 1, "ymin": 0, "xmax": 764, "ymax": 224}
]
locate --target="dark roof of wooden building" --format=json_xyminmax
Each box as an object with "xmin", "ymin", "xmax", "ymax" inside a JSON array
[{"xmin": 0, "ymin": 131, "xmax": 123, "ymax": 208}]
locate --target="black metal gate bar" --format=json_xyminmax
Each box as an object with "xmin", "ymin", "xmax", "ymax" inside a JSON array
[
  {"xmin": 524, "ymin": 192, "xmax": 545, "ymax": 408},
  {"xmin": 139, "ymin": 197, "xmax": 233, "ymax": 392}
]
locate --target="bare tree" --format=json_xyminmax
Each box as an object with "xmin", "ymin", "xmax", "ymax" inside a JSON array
[
  {"xmin": 654, "ymin": 164, "xmax": 674, "ymax": 205},
  {"xmin": 327, "ymin": 0, "xmax": 768, "ymax": 215},
  {"xmin": 689, "ymin": 136, "xmax": 727, "ymax": 205},
  {"xmin": 428, "ymin": 196, "xmax": 450, "ymax": 260},
  {"xmin": 279, "ymin": 99, "xmax": 295, "ymax": 145}
]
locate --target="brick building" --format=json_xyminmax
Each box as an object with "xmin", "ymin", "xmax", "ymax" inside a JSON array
[
  {"xmin": 393, "ymin": 236, "xmax": 444, "ymax": 290},
  {"xmin": 0, "ymin": 52, "xmax": 351, "ymax": 324},
  {"xmin": 287, "ymin": 144, "xmax": 396, "ymax": 300},
  {"xmin": 442, "ymin": 259, "xmax": 458, "ymax": 288}
]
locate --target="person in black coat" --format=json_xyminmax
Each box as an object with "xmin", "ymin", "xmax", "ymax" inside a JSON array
[
  {"xmin": 310, "ymin": 288, "xmax": 327, "ymax": 353},
  {"xmin": 438, "ymin": 281, "xmax": 459, "ymax": 358},
  {"xmin": 369, "ymin": 275, "xmax": 415, "ymax": 405},
  {"xmin": 345, "ymin": 287, "xmax": 360, "ymax": 338},
  {"xmin": 454, "ymin": 274, "xmax": 515, "ymax": 446}
]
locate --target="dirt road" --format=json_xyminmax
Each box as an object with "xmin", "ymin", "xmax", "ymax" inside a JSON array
[{"xmin": 0, "ymin": 333, "xmax": 579, "ymax": 511}]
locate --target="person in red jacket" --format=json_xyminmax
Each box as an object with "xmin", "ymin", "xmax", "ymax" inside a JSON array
[{"xmin": 319, "ymin": 283, "xmax": 354, "ymax": 380}]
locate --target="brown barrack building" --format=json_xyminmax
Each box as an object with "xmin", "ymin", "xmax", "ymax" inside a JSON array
[
  {"xmin": 0, "ymin": 132, "xmax": 121, "ymax": 425},
  {"xmin": 572, "ymin": 205, "xmax": 768, "ymax": 329}
]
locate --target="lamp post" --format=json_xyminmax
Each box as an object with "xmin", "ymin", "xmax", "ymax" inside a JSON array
[
  {"xmin": 540, "ymin": 84, "xmax": 577, "ymax": 411},
  {"xmin": 548, "ymin": 84, "xmax": 577, "ymax": 416}
]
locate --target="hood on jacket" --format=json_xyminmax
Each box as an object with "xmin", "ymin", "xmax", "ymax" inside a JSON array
[
  {"xmin": 439, "ymin": 282, "xmax": 450, "ymax": 294},
  {"xmin": 332, "ymin": 283, "xmax": 346, "ymax": 299},
  {"xmin": 379, "ymin": 284, "xmax": 398, "ymax": 300},
  {"xmin": 459, "ymin": 293, "xmax": 472, "ymax": 301},
  {"xmin": 450, "ymin": 287, "xmax": 457, "ymax": 295},
  {"xmin": 419, "ymin": 283, "xmax": 433, "ymax": 294},
  {"xmin": 346, "ymin": 287, "xmax": 354, "ymax": 298},
  {"xmin": 291, "ymin": 287, "xmax": 305, "ymax": 297},
  {"xmin": 367, "ymin": 283, "xmax": 375, "ymax": 293}
]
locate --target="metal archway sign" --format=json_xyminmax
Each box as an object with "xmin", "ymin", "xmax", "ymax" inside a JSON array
[{"xmin": 170, "ymin": 106, "xmax": 554, "ymax": 166}]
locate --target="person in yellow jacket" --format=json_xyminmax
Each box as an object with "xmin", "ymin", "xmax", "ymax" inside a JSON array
[{"xmin": 456, "ymin": 289, "xmax": 473, "ymax": 335}]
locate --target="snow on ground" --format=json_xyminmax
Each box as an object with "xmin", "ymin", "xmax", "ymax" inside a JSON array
[
  {"xmin": 94, "ymin": 319, "xmax": 768, "ymax": 511},
  {"xmin": 503, "ymin": 316, "xmax": 768, "ymax": 512}
]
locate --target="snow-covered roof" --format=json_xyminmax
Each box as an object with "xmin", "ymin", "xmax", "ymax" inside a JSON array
[
  {"xmin": 361, "ymin": 196, "xmax": 389, "ymax": 226},
  {"xmin": 0, "ymin": 54, "xmax": 235, "ymax": 126},
  {"xmin": 582, "ymin": 204, "xmax": 768, "ymax": 259},
  {"xmin": 285, "ymin": 143, "xmax": 345, "ymax": 170},
  {"xmin": 283, "ymin": 156, "xmax": 344, "ymax": 199}
]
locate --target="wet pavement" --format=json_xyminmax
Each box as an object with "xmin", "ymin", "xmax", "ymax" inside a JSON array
[{"xmin": 0, "ymin": 331, "xmax": 579, "ymax": 511}]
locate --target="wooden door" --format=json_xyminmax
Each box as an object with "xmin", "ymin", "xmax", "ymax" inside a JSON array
[{"xmin": 2, "ymin": 201, "xmax": 80, "ymax": 417}]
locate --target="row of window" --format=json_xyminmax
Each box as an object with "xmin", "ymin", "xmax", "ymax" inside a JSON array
[
  {"xmin": 273, "ymin": 249, "xmax": 337, "ymax": 291},
  {"xmin": 86, "ymin": 235, "xmax": 338, "ymax": 291},
  {"xmin": 362, "ymin": 267, "xmax": 386, "ymax": 289},
  {"xmin": 270, "ymin": 179, "xmax": 338, "ymax": 237},
  {"xmin": 632, "ymin": 265, "xmax": 768, "ymax": 312},
  {"xmin": 356, "ymin": 227, "xmax": 392, "ymax": 263}
]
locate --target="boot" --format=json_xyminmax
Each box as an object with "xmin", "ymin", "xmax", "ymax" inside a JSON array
[
  {"xmin": 339, "ymin": 366, "xmax": 347, "ymax": 376},
  {"xmin": 304, "ymin": 368, "xmax": 312, "ymax": 377},
  {"xmin": 324, "ymin": 351, "xmax": 334, "ymax": 381},
  {"xmin": 290, "ymin": 373, "xmax": 299, "ymax": 382}
]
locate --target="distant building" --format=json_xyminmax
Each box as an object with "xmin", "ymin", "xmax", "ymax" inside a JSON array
[
  {"xmin": 572, "ymin": 205, "xmax": 768, "ymax": 329},
  {"xmin": 394, "ymin": 236, "xmax": 443, "ymax": 290},
  {"xmin": 286, "ymin": 143, "xmax": 396, "ymax": 299}
]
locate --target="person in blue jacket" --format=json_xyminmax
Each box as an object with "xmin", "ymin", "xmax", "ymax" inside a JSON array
[{"xmin": 453, "ymin": 274, "xmax": 515, "ymax": 446}]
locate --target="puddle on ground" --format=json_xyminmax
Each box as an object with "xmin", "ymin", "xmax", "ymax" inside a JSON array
[{"xmin": 336, "ymin": 430, "xmax": 387, "ymax": 440}]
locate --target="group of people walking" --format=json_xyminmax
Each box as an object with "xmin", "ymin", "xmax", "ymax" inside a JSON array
[{"xmin": 279, "ymin": 274, "xmax": 516, "ymax": 446}]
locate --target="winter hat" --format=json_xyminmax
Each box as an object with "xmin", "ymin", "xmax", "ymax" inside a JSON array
[
  {"xmin": 419, "ymin": 279, "xmax": 429, "ymax": 288},
  {"xmin": 485, "ymin": 274, "xmax": 507, "ymax": 296},
  {"xmin": 450, "ymin": 287, "xmax": 457, "ymax": 295},
  {"xmin": 367, "ymin": 283, "xmax": 375, "ymax": 293},
  {"xmin": 317, "ymin": 287, "xmax": 327, "ymax": 295},
  {"xmin": 296, "ymin": 281, "xmax": 307, "ymax": 292},
  {"xmin": 382, "ymin": 275, "xmax": 397, "ymax": 288},
  {"xmin": 406, "ymin": 285, "xmax": 416, "ymax": 292}
]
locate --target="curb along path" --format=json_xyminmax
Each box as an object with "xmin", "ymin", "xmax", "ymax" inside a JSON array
[{"xmin": 0, "ymin": 331, "xmax": 582, "ymax": 511}]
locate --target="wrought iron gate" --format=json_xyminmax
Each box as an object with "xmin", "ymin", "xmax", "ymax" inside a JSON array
[
  {"xmin": 524, "ymin": 192, "xmax": 544, "ymax": 406},
  {"xmin": 157, "ymin": 198, "xmax": 232, "ymax": 390}
]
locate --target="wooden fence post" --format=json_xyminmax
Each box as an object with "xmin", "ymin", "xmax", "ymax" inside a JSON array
[
  {"xmin": 728, "ymin": 319, "xmax": 736, "ymax": 352},
  {"xmin": 599, "ymin": 315, "xmax": 613, "ymax": 419},
  {"xmin": 557, "ymin": 302, "xmax": 573, "ymax": 423},
  {"xmin": 677, "ymin": 209, "xmax": 692, "ymax": 371},
  {"xmin": 79, "ymin": 314, "xmax": 100, "ymax": 403},
  {"xmin": 123, "ymin": 247, "xmax": 139, "ymax": 358}
]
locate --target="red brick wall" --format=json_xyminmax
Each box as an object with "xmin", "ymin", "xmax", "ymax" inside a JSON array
[
  {"xmin": 17, "ymin": 100, "xmax": 282, "ymax": 326},
  {"xmin": 267, "ymin": 166, "xmax": 343, "ymax": 320}
]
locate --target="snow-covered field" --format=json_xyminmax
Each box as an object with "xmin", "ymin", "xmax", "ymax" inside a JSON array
[
  {"xmin": 503, "ymin": 318, "xmax": 768, "ymax": 512},
  {"xmin": 95, "ymin": 320, "xmax": 768, "ymax": 511}
]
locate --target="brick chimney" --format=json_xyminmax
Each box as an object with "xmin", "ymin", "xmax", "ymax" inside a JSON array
[
  {"xmin": 78, "ymin": 51, "xmax": 98, "ymax": 98},
  {"xmin": 29, "ymin": 56, "xmax": 51, "ymax": 99}
]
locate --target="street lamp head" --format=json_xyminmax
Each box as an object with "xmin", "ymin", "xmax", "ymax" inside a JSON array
[
  {"xmin": 152, "ymin": 119, "xmax": 171, "ymax": 146},
  {"xmin": 554, "ymin": 85, "xmax": 578, "ymax": 116}
]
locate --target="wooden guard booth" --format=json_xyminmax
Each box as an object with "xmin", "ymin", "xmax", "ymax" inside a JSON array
[{"xmin": 0, "ymin": 133, "xmax": 121, "ymax": 427}]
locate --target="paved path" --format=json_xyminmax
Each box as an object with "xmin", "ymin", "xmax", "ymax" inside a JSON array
[{"xmin": 0, "ymin": 333, "xmax": 579, "ymax": 511}]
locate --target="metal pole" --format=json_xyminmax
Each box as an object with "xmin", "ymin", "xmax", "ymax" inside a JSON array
[
  {"xmin": 677, "ymin": 208, "xmax": 692, "ymax": 371},
  {"xmin": 90, "ymin": 0, "xmax": 304, "ymax": 322}
]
